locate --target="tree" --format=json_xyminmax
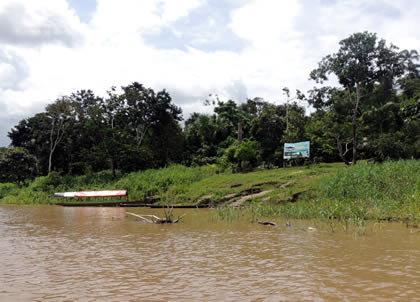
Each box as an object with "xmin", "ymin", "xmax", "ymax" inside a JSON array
[
  {"xmin": 234, "ymin": 139, "xmax": 261, "ymax": 171},
  {"xmin": 9, "ymin": 113, "xmax": 52, "ymax": 175},
  {"xmin": 0, "ymin": 147, "xmax": 37, "ymax": 184},
  {"xmin": 305, "ymin": 111, "xmax": 339, "ymax": 163},
  {"xmin": 399, "ymin": 75, "xmax": 420, "ymax": 122},
  {"xmin": 251, "ymin": 104, "xmax": 286, "ymax": 167},
  {"xmin": 214, "ymin": 100, "xmax": 243, "ymax": 143},
  {"xmin": 92, "ymin": 88, "xmax": 127, "ymax": 177},
  {"xmin": 307, "ymin": 87, "xmax": 358, "ymax": 165},
  {"xmin": 184, "ymin": 113, "xmax": 220, "ymax": 165},
  {"xmin": 66, "ymin": 90, "xmax": 107, "ymax": 174},
  {"xmin": 310, "ymin": 31, "xmax": 417, "ymax": 164},
  {"xmin": 121, "ymin": 82, "xmax": 182, "ymax": 148},
  {"xmin": 184, "ymin": 100, "xmax": 249, "ymax": 166},
  {"xmin": 45, "ymin": 98, "xmax": 74, "ymax": 173}
]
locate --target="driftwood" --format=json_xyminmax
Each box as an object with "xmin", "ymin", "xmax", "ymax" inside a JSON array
[
  {"xmin": 256, "ymin": 218, "xmax": 277, "ymax": 226},
  {"xmin": 127, "ymin": 207, "xmax": 186, "ymax": 224}
]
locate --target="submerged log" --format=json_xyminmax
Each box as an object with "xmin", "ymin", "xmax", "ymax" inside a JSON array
[
  {"xmin": 127, "ymin": 208, "xmax": 186, "ymax": 224},
  {"xmin": 256, "ymin": 218, "xmax": 277, "ymax": 226}
]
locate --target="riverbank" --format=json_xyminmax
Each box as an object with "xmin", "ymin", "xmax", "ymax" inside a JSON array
[
  {"xmin": 0, "ymin": 160, "xmax": 419, "ymax": 223},
  {"xmin": 0, "ymin": 163, "xmax": 340, "ymax": 205}
]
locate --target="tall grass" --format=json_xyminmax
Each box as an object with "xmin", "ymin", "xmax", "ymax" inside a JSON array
[
  {"xmin": 318, "ymin": 160, "xmax": 419, "ymax": 203},
  {"xmin": 0, "ymin": 183, "xmax": 19, "ymax": 199},
  {"xmin": 115, "ymin": 164, "xmax": 217, "ymax": 201},
  {"xmin": 0, "ymin": 165, "xmax": 217, "ymax": 204},
  {"xmin": 213, "ymin": 160, "xmax": 420, "ymax": 229},
  {"xmin": 1, "ymin": 159, "xmax": 419, "ymax": 227},
  {"xmin": 313, "ymin": 160, "xmax": 420, "ymax": 224}
]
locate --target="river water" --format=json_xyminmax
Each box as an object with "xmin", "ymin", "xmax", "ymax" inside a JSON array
[{"xmin": 1, "ymin": 205, "xmax": 420, "ymax": 301}]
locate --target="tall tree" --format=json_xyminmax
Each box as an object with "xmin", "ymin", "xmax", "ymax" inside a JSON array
[
  {"xmin": 307, "ymin": 87, "xmax": 355, "ymax": 165},
  {"xmin": 0, "ymin": 147, "xmax": 37, "ymax": 184},
  {"xmin": 98, "ymin": 88, "xmax": 126, "ymax": 177},
  {"xmin": 121, "ymin": 82, "xmax": 182, "ymax": 148},
  {"xmin": 45, "ymin": 98, "xmax": 74, "ymax": 173},
  {"xmin": 310, "ymin": 31, "xmax": 417, "ymax": 164},
  {"xmin": 9, "ymin": 113, "xmax": 53, "ymax": 175},
  {"xmin": 251, "ymin": 104, "xmax": 286, "ymax": 167}
]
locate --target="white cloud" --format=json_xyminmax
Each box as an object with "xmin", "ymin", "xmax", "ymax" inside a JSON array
[
  {"xmin": 230, "ymin": 0, "xmax": 302, "ymax": 45},
  {"xmin": 91, "ymin": 0, "xmax": 203, "ymax": 37},
  {"xmin": 0, "ymin": 0, "xmax": 84, "ymax": 47},
  {"xmin": 0, "ymin": 50, "xmax": 28, "ymax": 91}
]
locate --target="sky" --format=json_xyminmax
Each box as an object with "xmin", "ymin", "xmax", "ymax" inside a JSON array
[{"xmin": 0, "ymin": 0, "xmax": 420, "ymax": 146}]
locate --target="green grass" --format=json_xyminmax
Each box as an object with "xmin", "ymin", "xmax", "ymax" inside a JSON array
[
  {"xmin": 211, "ymin": 160, "xmax": 420, "ymax": 228},
  {"xmin": 0, "ymin": 162, "xmax": 341, "ymax": 206},
  {"xmin": 318, "ymin": 160, "xmax": 419, "ymax": 203},
  {"xmin": 114, "ymin": 164, "xmax": 216, "ymax": 201},
  {"xmin": 312, "ymin": 160, "xmax": 420, "ymax": 225},
  {"xmin": 161, "ymin": 163, "xmax": 341, "ymax": 206},
  {"xmin": 0, "ymin": 165, "xmax": 217, "ymax": 204}
]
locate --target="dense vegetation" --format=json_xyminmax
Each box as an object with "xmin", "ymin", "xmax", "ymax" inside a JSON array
[
  {"xmin": 0, "ymin": 31, "xmax": 419, "ymax": 183},
  {"xmin": 0, "ymin": 31, "xmax": 419, "ymax": 225},
  {"xmin": 1, "ymin": 160, "xmax": 419, "ymax": 228}
]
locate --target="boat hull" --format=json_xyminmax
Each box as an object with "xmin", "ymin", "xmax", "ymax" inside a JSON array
[{"xmin": 54, "ymin": 200, "xmax": 136, "ymax": 207}]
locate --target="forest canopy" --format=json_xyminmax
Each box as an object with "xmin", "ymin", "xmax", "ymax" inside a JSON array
[{"xmin": 1, "ymin": 31, "xmax": 419, "ymax": 183}]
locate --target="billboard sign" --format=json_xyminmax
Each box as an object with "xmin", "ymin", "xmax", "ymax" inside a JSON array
[{"xmin": 284, "ymin": 141, "xmax": 310, "ymax": 159}]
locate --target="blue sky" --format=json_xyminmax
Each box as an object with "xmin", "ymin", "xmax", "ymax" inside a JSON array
[
  {"xmin": 67, "ymin": 0, "xmax": 97, "ymax": 23},
  {"xmin": 0, "ymin": 0, "xmax": 419, "ymax": 146}
]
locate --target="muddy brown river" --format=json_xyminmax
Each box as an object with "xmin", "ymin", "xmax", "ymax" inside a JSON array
[{"xmin": 1, "ymin": 205, "xmax": 420, "ymax": 301}]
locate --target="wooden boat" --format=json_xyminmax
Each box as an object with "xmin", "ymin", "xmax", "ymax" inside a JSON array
[{"xmin": 53, "ymin": 190, "xmax": 135, "ymax": 206}]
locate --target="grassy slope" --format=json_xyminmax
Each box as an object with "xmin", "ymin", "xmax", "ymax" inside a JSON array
[
  {"xmin": 249, "ymin": 160, "xmax": 420, "ymax": 225},
  {"xmin": 316, "ymin": 160, "xmax": 420, "ymax": 221},
  {"xmin": 160, "ymin": 163, "xmax": 341, "ymax": 206},
  {"xmin": 0, "ymin": 161, "xmax": 419, "ymax": 223},
  {"xmin": 0, "ymin": 163, "xmax": 340, "ymax": 205}
]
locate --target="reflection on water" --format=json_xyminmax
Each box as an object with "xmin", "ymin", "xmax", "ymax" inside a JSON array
[{"xmin": 1, "ymin": 205, "xmax": 420, "ymax": 301}]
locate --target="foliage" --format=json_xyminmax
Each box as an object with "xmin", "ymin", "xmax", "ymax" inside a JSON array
[
  {"xmin": 1, "ymin": 31, "xmax": 420, "ymax": 185},
  {"xmin": 0, "ymin": 183, "xmax": 18, "ymax": 199},
  {"xmin": 237, "ymin": 140, "xmax": 261, "ymax": 171},
  {"xmin": 2, "ymin": 159, "xmax": 420, "ymax": 230},
  {"xmin": 0, "ymin": 147, "xmax": 37, "ymax": 184},
  {"xmin": 317, "ymin": 160, "xmax": 419, "ymax": 203},
  {"xmin": 115, "ymin": 164, "xmax": 217, "ymax": 201},
  {"xmin": 310, "ymin": 31, "xmax": 418, "ymax": 164},
  {"xmin": 7, "ymin": 83, "xmax": 184, "ymax": 179}
]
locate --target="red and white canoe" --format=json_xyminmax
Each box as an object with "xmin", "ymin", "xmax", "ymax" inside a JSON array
[{"xmin": 54, "ymin": 190, "xmax": 127, "ymax": 198}]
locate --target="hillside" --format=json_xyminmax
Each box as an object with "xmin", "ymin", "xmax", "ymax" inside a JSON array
[{"xmin": 1, "ymin": 161, "xmax": 419, "ymax": 224}]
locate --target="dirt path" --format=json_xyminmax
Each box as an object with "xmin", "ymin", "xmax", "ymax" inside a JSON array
[{"xmin": 230, "ymin": 190, "xmax": 273, "ymax": 207}]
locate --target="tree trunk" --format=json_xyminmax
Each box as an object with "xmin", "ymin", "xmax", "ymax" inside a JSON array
[
  {"xmin": 336, "ymin": 136, "xmax": 351, "ymax": 166},
  {"xmin": 48, "ymin": 117, "xmax": 66, "ymax": 174},
  {"xmin": 352, "ymin": 85, "xmax": 361, "ymax": 165},
  {"xmin": 48, "ymin": 151, "xmax": 53, "ymax": 174},
  {"xmin": 136, "ymin": 124, "xmax": 148, "ymax": 147},
  {"xmin": 111, "ymin": 158, "xmax": 116, "ymax": 178},
  {"xmin": 48, "ymin": 119, "xmax": 54, "ymax": 174},
  {"xmin": 237, "ymin": 120, "xmax": 243, "ymax": 172},
  {"xmin": 34, "ymin": 156, "xmax": 40, "ymax": 177},
  {"xmin": 237, "ymin": 120, "xmax": 243, "ymax": 147}
]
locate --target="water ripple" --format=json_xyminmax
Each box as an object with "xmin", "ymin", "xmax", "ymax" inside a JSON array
[{"xmin": 1, "ymin": 206, "xmax": 420, "ymax": 301}]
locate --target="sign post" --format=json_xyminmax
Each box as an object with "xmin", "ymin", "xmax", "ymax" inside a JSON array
[{"xmin": 283, "ymin": 141, "xmax": 310, "ymax": 166}]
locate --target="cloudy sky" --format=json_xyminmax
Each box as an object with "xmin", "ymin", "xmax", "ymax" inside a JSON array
[{"xmin": 1, "ymin": 0, "xmax": 420, "ymax": 146}]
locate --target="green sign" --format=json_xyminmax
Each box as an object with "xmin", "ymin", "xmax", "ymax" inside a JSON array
[{"xmin": 284, "ymin": 141, "xmax": 310, "ymax": 159}]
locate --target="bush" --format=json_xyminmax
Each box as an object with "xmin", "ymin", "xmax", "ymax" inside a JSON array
[
  {"xmin": 115, "ymin": 164, "xmax": 216, "ymax": 200},
  {"xmin": 369, "ymin": 132, "xmax": 407, "ymax": 162},
  {"xmin": 224, "ymin": 139, "xmax": 261, "ymax": 172},
  {"xmin": 0, "ymin": 183, "xmax": 18, "ymax": 199}
]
